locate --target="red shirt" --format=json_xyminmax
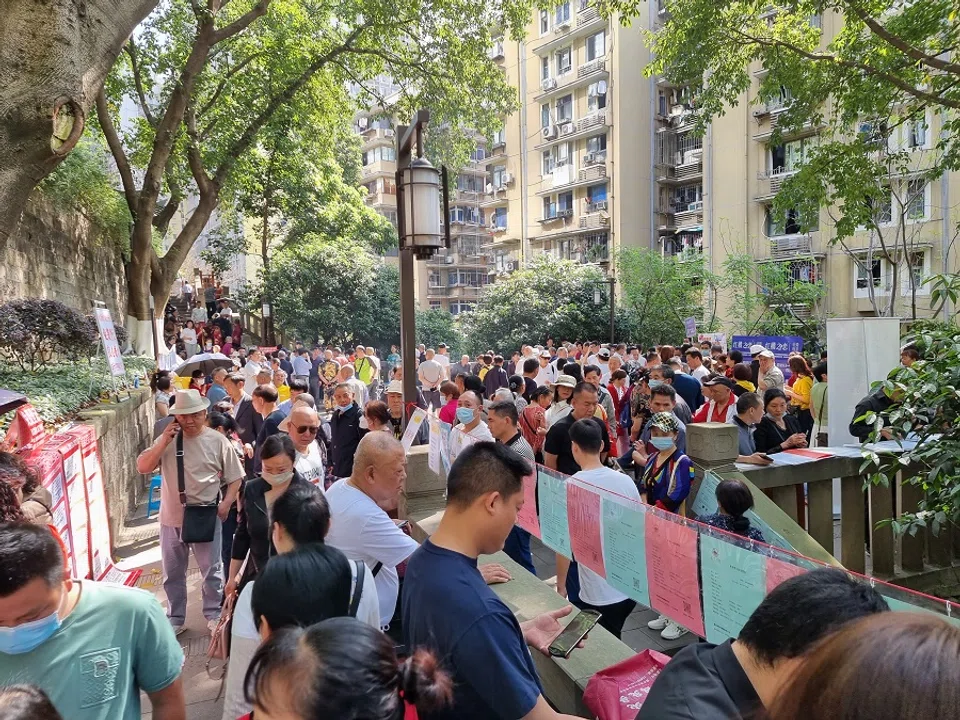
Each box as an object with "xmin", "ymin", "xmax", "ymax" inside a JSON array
[
  {"xmin": 438, "ymin": 398, "xmax": 458, "ymax": 425},
  {"xmin": 691, "ymin": 392, "xmax": 735, "ymax": 423}
]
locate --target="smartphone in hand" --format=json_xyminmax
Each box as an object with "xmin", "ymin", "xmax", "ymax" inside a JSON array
[{"xmin": 548, "ymin": 609, "xmax": 601, "ymax": 658}]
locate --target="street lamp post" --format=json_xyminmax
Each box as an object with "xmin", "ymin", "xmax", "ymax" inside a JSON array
[
  {"xmin": 396, "ymin": 110, "xmax": 450, "ymax": 409},
  {"xmin": 593, "ymin": 276, "xmax": 616, "ymax": 344}
]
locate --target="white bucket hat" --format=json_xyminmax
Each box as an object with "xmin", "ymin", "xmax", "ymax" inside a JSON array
[{"xmin": 169, "ymin": 389, "xmax": 210, "ymax": 414}]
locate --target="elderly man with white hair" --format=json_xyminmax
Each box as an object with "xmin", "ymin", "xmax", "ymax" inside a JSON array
[{"xmin": 280, "ymin": 402, "xmax": 326, "ymax": 486}]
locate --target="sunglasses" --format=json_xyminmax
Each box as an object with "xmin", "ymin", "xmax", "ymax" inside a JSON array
[{"xmin": 295, "ymin": 425, "xmax": 320, "ymax": 435}]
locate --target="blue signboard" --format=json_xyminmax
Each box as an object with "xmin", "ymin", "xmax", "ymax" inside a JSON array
[{"xmin": 730, "ymin": 335, "xmax": 803, "ymax": 374}]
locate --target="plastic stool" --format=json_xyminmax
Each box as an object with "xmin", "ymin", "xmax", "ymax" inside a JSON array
[{"xmin": 146, "ymin": 474, "xmax": 162, "ymax": 518}]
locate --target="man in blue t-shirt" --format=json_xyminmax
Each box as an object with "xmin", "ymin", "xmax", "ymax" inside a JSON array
[{"xmin": 403, "ymin": 442, "xmax": 584, "ymax": 720}]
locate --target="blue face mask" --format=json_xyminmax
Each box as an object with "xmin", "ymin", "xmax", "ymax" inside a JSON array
[
  {"xmin": 0, "ymin": 600, "xmax": 62, "ymax": 655},
  {"xmin": 337, "ymin": 402, "xmax": 354, "ymax": 413},
  {"xmin": 650, "ymin": 436, "xmax": 675, "ymax": 451},
  {"xmin": 456, "ymin": 407, "xmax": 475, "ymax": 425},
  {"xmin": 648, "ymin": 380, "xmax": 664, "ymax": 389}
]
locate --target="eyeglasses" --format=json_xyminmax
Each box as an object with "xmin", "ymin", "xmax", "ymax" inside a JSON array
[{"xmin": 295, "ymin": 425, "xmax": 320, "ymax": 435}]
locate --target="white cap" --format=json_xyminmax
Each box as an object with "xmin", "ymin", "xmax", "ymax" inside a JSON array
[{"xmin": 749, "ymin": 344, "xmax": 767, "ymax": 356}]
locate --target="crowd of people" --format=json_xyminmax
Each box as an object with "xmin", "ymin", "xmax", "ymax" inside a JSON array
[{"xmin": 0, "ymin": 328, "xmax": 950, "ymax": 720}]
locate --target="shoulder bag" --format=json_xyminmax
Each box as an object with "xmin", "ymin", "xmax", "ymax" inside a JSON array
[
  {"xmin": 349, "ymin": 559, "xmax": 365, "ymax": 617},
  {"xmin": 177, "ymin": 431, "xmax": 220, "ymax": 544}
]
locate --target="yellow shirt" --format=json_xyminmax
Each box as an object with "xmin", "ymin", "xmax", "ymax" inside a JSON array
[
  {"xmin": 735, "ymin": 380, "xmax": 756, "ymax": 393},
  {"xmin": 277, "ymin": 384, "xmax": 291, "ymax": 403},
  {"xmin": 790, "ymin": 375, "xmax": 813, "ymax": 411}
]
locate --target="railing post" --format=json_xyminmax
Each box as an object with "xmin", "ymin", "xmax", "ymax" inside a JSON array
[
  {"xmin": 840, "ymin": 475, "xmax": 866, "ymax": 574},
  {"xmin": 807, "ymin": 479, "xmax": 834, "ymax": 553},
  {"xmin": 869, "ymin": 479, "xmax": 895, "ymax": 576}
]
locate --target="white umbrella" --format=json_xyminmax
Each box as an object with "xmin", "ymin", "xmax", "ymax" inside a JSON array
[{"xmin": 174, "ymin": 352, "xmax": 234, "ymax": 376}]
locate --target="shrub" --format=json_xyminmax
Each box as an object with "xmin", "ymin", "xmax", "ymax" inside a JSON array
[{"xmin": 0, "ymin": 299, "xmax": 99, "ymax": 371}]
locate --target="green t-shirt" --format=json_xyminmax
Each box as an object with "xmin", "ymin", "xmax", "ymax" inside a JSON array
[
  {"xmin": 355, "ymin": 357, "xmax": 374, "ymax": 384},
  {"xmin": 0, "ymin": 581, "xmax": 183, "ymax": 720}
]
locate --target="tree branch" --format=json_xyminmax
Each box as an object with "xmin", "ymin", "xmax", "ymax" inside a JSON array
[
  {"xmin": 846, "ymin": 1, "xmax": 960, "ymax": 77},
  {"xmin": 727, "ymin": 28, "xmax": 960, "ymax": 111},
  {"xmin": 125, "ymin": 39, "xmax": 157, "ymax": 127},
  {"xmin": 95, "ymin": 89, "xmax": 139, "ymax": 215},
  {"xmin": 213, "ymin": 24, "xmax": 371, "ymax": 185},
  {"xmin": 197, "ymin": 51, "xmax": 264, "ymax": 117},
  {"xmin": 211, "ymin": 0, "xmax": 271, "ymax": 44},
  {"xmin": 185, "ymin": 103, "xmax": 215, "ymax": 195}
]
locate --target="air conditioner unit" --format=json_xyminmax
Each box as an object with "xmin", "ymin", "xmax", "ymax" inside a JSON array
[
  {"xmin": 584, "ymin": 152, "xmax": 596, "ymax": 165},
  {"xmin": 503, "ymin": 172, "xmax": 514, "ymax": 185},
  {"xmin": 554, "ymin": 20, "xmax": 572, "ymax": 32},
  {"xmin": 506, "ymin": 261, "xmax": 517, "ymax": 271},
  {"xmin": 682, "ymin": 149, "xmax": 702, "ymax": 164},
  {"xmin": 444, "ymin": 256, "xmax": 455, "ymax": 264},
  {"xmin": 541, "ymin": 77, "xmax": 558, "ymax": 91},
  {"xmin": 543, "ymin": 125, "xmax": 558, "ymax": 139},
  {"xmin": 357, "ymin": 117, "xmax": 369, "ymax": 129},
  {"xmin": 560, "ymin": 122, "xmax": 574, "ymax": 135}
]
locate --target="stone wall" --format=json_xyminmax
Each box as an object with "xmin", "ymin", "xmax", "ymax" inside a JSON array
[
  {"xmin": 77, "ymin": 389, "xmax": 154, "ymax": 542},
  {"xmin": 0, "ymin": 196, "xmax": 127, "ymax": 319}
]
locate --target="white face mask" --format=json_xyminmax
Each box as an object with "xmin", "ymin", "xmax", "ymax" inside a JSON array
[{"xmin": 262, "ymin": 470, "xmax": 293, "ymax": 488}]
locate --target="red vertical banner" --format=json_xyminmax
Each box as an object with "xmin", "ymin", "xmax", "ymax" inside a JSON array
[
  {"xmin": 10, "ymin": 405, "xmax": 45, "ymax": 453},
  {"xmin": 22, "ymin": 448, "xmax": 75, "ymax": 576},
  {"xmin": 41, "ymin": 434, "xmax": 91, "ymax": 579}
]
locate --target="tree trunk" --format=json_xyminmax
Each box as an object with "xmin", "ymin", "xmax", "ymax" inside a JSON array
[{"xmin": 0, "ymin": 0, "xmax": 159, "ymax": 242}]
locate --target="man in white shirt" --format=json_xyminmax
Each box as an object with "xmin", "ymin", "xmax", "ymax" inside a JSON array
[
  {"xmin": 596, "ymin": 348, "xmax": 613, "ymax": 385},
  {"xmin": 685, "ymin": 348, "xmax": 711, "ymax": 383},
  {"xmin": 281, "ymin": 403, "xmax": 326, "ymax": 486},
  {"xmin": 448, "ymin": 390, "xmax": 494, "ymax": 460},
  {"xmin": 338, "ymin": 364, "xmax": 369, "ymax": 407},
  {"xmin": 535, "ymin": 350, "xmax": 558, "ymax": 387},
  {"xmin": 242, "ymin": 348, "xmax": 264, "ymax": 395},
  {"xmin": 435, "ymin": 343, "xmax": 452, "ymax": 380},
  {"xmin": 417, "ymin": 348, "xmax": 444, "ymax": 410},
  {"xmin": 567, "ymin": 417, "xmax": 641, "ymax": 640},
  {"xmin": 325, "ymin": 433, "xmax": 418, "ymax": 631}
]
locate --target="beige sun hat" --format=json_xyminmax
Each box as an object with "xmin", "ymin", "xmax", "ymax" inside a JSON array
[{"xmin": 169, "ymin": 389, "xmax": 210, "ymax": 414}]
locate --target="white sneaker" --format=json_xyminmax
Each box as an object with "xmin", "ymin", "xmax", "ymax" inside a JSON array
[
  {"xmin": 207, "ymin": 618, "xmax": 220, "ymax": 634},
  {"xmin": 647, "ymin": 615, "xmax": 669, "ymax": 631},
  {"xmin": 661, "ymin": 621, "xmax": 689, "ymax": 641}
]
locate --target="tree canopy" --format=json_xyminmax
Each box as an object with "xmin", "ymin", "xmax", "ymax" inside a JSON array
[
  {"xmin": 459, "ymin": 255, "xmax": 609, "ymax": 354},
  {"xmin": 95, "ymin": 0, "xmax": 530, "ymax": 351}
]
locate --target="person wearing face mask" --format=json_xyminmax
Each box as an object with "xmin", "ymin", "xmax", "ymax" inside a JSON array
[
  {"xmin": 640, "ymin": 412, "xmax": 695, "ymax": 641},
  {"xmin": 448, "ymin": 391, "xmax": 494, "ymax": 460},
  {"xmin": 225, "ymin": 434, "xmax": 310, "ymax": 599},
  {"xmin": 0, "ymin": 523, "xmax": 186, "ymax": 719},
  {"xmin": 329, "ymin": 382, "xmax": 364, "ymax": 479},
  {"xmin": 221, "ymin": 483, "xmax": 380, "ymax": 720}
]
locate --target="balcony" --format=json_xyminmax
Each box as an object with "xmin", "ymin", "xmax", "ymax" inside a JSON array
[
  {"xmin": 535, "ymin": 111, "xmax": 610, "ymax": 150},
  {"xmin": 657, "ymin": 150, "xmax": 703, "ymax": 184},
  {"xmin": 488, "ymin": 41, "xmax": 505, "ymax": 61},
  {"xmin": 755, "ymin": 170, "xmax": 797, "ymax": 200},
  {"xmin": 578, "ymin": 164, "xmax": 607, "ymax": 183},
  {"xmin": 579, "ymin": 211, "xmax": 609, "ymax": 230},
  {"xmin": 754, "ymin": 114, "xmax": 821, "ymax": 142},
  {"xmin": 533, "ymin": 1, "xmax": 606, "ymax": 55},
  {"xmin": 674, "ymin": 200, "xmax": 704, "ymax": 228},
  {"xmin": 536, "ymin": 61, "xmax": 608, "ymax": 102},
  {"xmin": 769, "ymin": 234, "xmax": 814, "ymax": 260},
  {"xmin": 578, "ymin": 58, "xmax": 606, "ymax": 79},
  {"xmin": 480, "ymin": 186, "xmax": 509, "ymax": 207},
  {"xmin": 540, "ymin": 208, "xmax": 575, "ymax": 224},
  {"xmin": 578, "ymin": 0, "xmax": 600, "ymax": 25},
  {"xmin": 364, "ymin": 189, "xmax": 396, "ymax": 208},
  {"xmin": 583, "ymin": 150, "xmax": 607, "ymax": 167},
  {"xmin": 445, "ymin": 285, "xmax": 486, "ymax": 300},
  {"xmin": 361, "ymin": 160, "xmax": 394, "ymax": 178},
  {"xmin": 360, "ymin": 127, "xmax": 396, "ymax": 149},
  {"xmin": 752, "ymin": 94, "xmax": 791, "ymax": 118},
  {"xmin": 453, "ymin": 189, "xmax": 483, "ymax": 203}
]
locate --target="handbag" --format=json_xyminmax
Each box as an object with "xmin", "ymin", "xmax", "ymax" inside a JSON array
[
  {"xmin": 582, "ymin": 649, "xmax": 672, "ymax": 720},
  {"xmin": 176, "ymin": 432, "xmax": 219, "ymax": 544},
  {"xmin": 206, "ymin": 589, "xmax": 235, "ymax": 680}
]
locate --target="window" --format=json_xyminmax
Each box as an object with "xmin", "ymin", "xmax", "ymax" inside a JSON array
[
  {"xmin": 470, "ymin": 147, "xmax": 487, "ymax": 162},
  {"xmin": 556, "ymin": 94, "xmax": 573, "ymax": 123},
  {"xmin": 867, "ymin": 188, "xmax": 893, "ymax": 225},
  {"xmin": 541, "ymin": 56, "xmax": 550, "ymax": 81},
  {"xmin": 429, "ymin": 301, "xmax": 442, "ymax": 310},
  {"xmin": 766, "ymin": 207, "xmax": 815, "ymax": 236},
  {"xmin": 556, "ymin": 47, "xmax": 572, "ymax": 76},
  {"xmin": 904, "ymin": 116, "xmax": 928, "ymax": 151},
  {"xmin": 555, "ymin": 1, "xmax": 571, "ymax": 24},
  {"xmin": 558, "ymin": 191, "xmax": 574, "ymax": 211},
  {"xmin": 458, "ymin": 174, "xmax": 484, "ymax": 192},
  {"xmin": 586, "ymin": 134, "xmax": 607, "ymax": 154},
  {"xmin": 673, "ymin": 184, "xmax": 702, "ymax": 210},
  {"xmin": 492, "ymin": 165, "xmax": 507, "ymax": 188},
  {"xmin": 492, "ymin": 128, "xmax": 506, "ymax": 146},
  {"xmin": 450, "ymin": 303, "xmax": 475, "ymax": 316},
  {"xmin": 541, "ymin": 103, "xmax": 551, "ymax": 129},
  {"xmin": 449, "ymin": 206, "xmax": 481, "ymax": 224},
  {"xmin": 586, "ymin": 31, "xmax": 605, "ymax": 61},
  {"xmin": 587, "ymin": 184, "xmax": 607, "ymax": 203},
  {"xmin": 542, "ymin": 151, "xmax": 554, "ymax": 175},
  {"xmin": 587, "ymin": 80, "xmax": 608, "ymax": 112},
  {"xmin": 383, "ymin": 210, "xmax": 398, "ymax": 226},
  {"xmin": 362, "ymin": 146, "xmax": 396, "ymax": 165},
  {"xmin": 543, "ymin": 196, "xmax": 556, "ymax": 219},
  {"xmin": 428, "ymin": 273, "xmax": 443, "ymax": 288},
  {"xmin": 584, "ymin": 233, "xmax": 609, "ymax": 261},
  {"xmin": 658, "ymin": 91, "xmax": 668, "ymax": 117},
  {"xmin": 855, "ymin": 258, "xmax": 884, "ymax": 297},
  {"xmin": 540, "ymin": 9, "xmax": 549, "ymax": 34},
  {"xmin": 556, "ymin": 142, "xmax": 571, "ymax": 166},
  {"xmin": 769, "ymin": 138, "xmax": 808, "ymax": 174},
  {"xmin": 493, "ymin": 207, "xmax": 508, "ymax": 229},
  {"xmin": 905, "ymin": 179, "xmax": 927, "ymax": 220},
  {"xmin": 901, "ymin": 252, "xmax": 929, "ymax": 295}
]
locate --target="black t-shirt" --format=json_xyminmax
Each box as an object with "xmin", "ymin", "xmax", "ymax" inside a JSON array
[
  {"xmin": 543, "ymin": 414, "xmax": 610, "ymax": 477},
  {"xmin": 637, "ymin": 640, "xmax": 761, "ymax": 720},
  {"xmin": 522, "ymin": 376, "xmax": 538, "ymax": 401}
]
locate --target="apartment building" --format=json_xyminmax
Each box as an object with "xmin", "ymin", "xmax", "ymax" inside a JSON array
[
  {"xmin": 484, "ymin": 0, "xmax": 653, "ymax": 277},
  {"xmin": 354, "ymin": 110, "xmax": 494, "ymax": 315},
  {"xmin": 652, "ymin": 5, "xmax": 959, "ymax": 323}
]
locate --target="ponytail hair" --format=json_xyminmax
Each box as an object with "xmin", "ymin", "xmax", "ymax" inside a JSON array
[
  {"xmin": 716, "ymin": 479, "xmax": 756, "ymax": 537},
  {"xmin": 245, "ymin": 617, "xmax": 452, "ymax": 719}
]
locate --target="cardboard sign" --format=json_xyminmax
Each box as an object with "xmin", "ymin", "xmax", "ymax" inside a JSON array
[{"xmin": 94, "ymin": 308, "xmax": 126, "ymax": 377}]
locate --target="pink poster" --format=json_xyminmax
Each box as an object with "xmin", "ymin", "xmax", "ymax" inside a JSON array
[
  {"xmin": 645, "ymin": 512, "xmax": 705, "ymax": 637},
  {"xmin": 765, "ymin": 556, "xmax": 808, "ymax": 594},
  {"xmin": 63, "ymin": 426, "xmax": 112, "ymax": 581},
  {"xmin": 516, "ymin": 473, "xmax": 541, "ymax": 539},
  {"xmin": 567, "ymin": 483, "xmax": 605, "ymax": 577}
]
